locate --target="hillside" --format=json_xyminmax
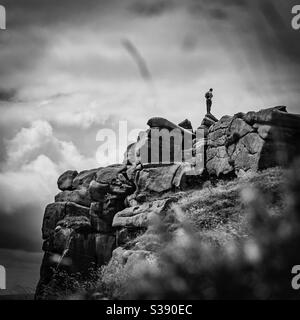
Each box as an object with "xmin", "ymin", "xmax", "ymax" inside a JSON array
[{"xmin": 35, "ymin": 106, "xmax": 300, "ymax": 300}]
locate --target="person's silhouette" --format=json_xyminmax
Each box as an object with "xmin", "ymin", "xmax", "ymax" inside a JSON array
[{"xmin": 205, "ymin": 88, "xmax": 213, "ymax": 114}]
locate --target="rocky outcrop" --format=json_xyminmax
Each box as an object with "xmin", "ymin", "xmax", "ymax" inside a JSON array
[
  {"xmin": 36, "ymin": 106, "xmax": 300, "ymax": 299},
  {"xmin": 35, "ymin": 165, "xmax": 135, "ymax": 299},
  {"xmin": 206, "ymin": 106, "xmax": 300, "ymax": 176}
]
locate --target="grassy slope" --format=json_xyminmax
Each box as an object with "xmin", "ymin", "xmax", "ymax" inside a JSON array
[
  {"xmin": 129, "ymin": 167, "xmax": 286, "ymax": 251},
  {"xmin": 179, "ymin": 167, "xmax": 286, "ymax": 246}
]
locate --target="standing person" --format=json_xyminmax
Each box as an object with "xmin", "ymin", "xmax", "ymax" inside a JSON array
[{"xmin": 205, "ymin": 88, "xmax": 213, "ymax": 114}]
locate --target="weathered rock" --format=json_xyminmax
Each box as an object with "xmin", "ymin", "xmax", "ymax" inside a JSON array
[
  {"xmin": 53, "ymin": 227, "xmax": 73, "ymax": 253},
  {"xmin": 57, "ymin": 216, "xmax": 91, "ymax": 233},
  {"xmin": 125, "ymin": 193, "xmax": 139, "ymax": 207},
  {"xmin": 96, "ymin": 164, "xmax": 127, "ymax": 184},
  {"xmin": 172, "ymin": 162, "xmax": 203, "ymax": 189},
  {"xmin": 42, "ymin": 202, "xmax": 90, "ymax": 240},
  {"xmin": 126, "ymin": 164, "xmax": 142, "ymax": 182},
  {"xmin": 67, "ymin": 233, "xmax": 97, "ymax": 273},
  {"xmin": 42, "ymin": 202, "xmax": 67, "ymax": 239},
  {"xmin": 136, "ymin": 164, "xmax": 181, "ymax": 195},
  {"xmin": 116, "ymin": 228, "xmax": 141, "ymax": 246},
  {"xmin": 113, "ymin": 198, "xmax": 177, "ymax": 228},
  {"xmin": 239, "ymin": 133, "xmax": 265, "ymax": 154},
  {"xmin": 178, "ymin": 119, "xmax": 193, "ymax": 131},
  {"xmin": 89, "ymin": 201, "xmax": 104, "ymax": 216},
  {"xmin": 103, "ymin": 194, "xmax": 126, "ymax": 218},
  {"xmin": 147, "ymin": 117, "xmax": 193, "ymax": 137},
  {"xmin": 88, "ymin": 180, "xmax": 109, "ymax": 201},
  {"xmin": 109, "ymin": 183, "xmax": 134, "ymax": 197},
  {"xmin": 201, "ymin": 115, "xmax": 216, "ymax": 128},
  {"xmin": 206, "ymin": 145, "xmax": 228, "ymax": 162},
  {"xmin": 65, "ymin": 202, "xmax": 90, "ymax": 218},
  {"xmin": 227, "ymin": 118, "xmax": 254, "ymax": 140},
  {"xmin": 90, "ymin": 202, "xmax": 113, "ymax": 233},
  {"xmin": 57, "ymin": 170, "xmax": 78, "ymax": 191},
  {"xmin": 55, "ymin": 187, "xmax": 92, "ymax": 207},
  {"xmin": 242, "ymin": 106, "xmax": 287, "ymax": 125},
  {"xmin": 206, "ymin": 107, "xmax": 300, "ymax": 176},
  {"xmin": 95, "ymin": 234, "xmax": 116, "ymax": 265},
  {"xmin": 72, "ymin": 168, "xmax": 98, "ymax": 189},
  {"xmin": 110, "ymin": 247, "xmax": 155, "ymax": 269},
  {"xmin": 206, "ymin": 155, "xmax": 233, "ymax": 177},
  {"xmin": 206, "ymin": 113, "xmax": 219, "ymax": 123},
  {"xmin": 90, "ymin": 213, "xmax": 112, "ymax": 233}
]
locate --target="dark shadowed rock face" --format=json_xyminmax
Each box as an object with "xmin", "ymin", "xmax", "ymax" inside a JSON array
[
  {"xmin": 178, "ymin": 119, "xmax": 193, "ymax": 131},
  {"xmin": 55, "ymin": 188, "xmax": 92, "ymax": 207},
  {"xmin": 72, "ymin": 169, "xmax": 99, "ymax": 189},
  {"xmin": 96, "ymin": 164, "xmax": 127, "ymax": 184},
  {"xmin": 201, "ymin": 114, "xmax": 218, "ymax": 128},
  {"xmin": 36, "ymin": 106, "xmax": 300, "ymax": 299}
]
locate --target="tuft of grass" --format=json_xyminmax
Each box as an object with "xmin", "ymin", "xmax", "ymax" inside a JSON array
[{"xmin": 178, "ymin": 167, "xmax": 286, "ymax": 246}]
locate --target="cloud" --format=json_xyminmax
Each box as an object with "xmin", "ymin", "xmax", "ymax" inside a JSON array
[
  {"xmin": 0, "ymin": 155, "xmax": 57, "ymax": 214},
  {"xmin": 0, "ymin": 89, "xmax": 16, "ymax": 102},
  {"xmin": 0, "ymin": 208, "xmax": 43, "ymax": 252},
  {"xmin": 3, "ymin": 120, "xmax": 97, "ymax": 171},
  {"xmin": 2, "ymin": 0, "xmax": 112, "ymax": 29},
  {"xmin": 130, "ymin": 0, "xmax": 174, "ymax": 17},
  {"xmin": 208, "ymin": 8, "xmax": 228, "ymax": 20}
]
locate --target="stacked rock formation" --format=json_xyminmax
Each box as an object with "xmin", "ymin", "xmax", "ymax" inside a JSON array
[
  {"xmin": 206, "ymin": 106, "xmax": 300, "ymax": 176},
  {"xmin": 36, "ymin": 123, "xmax": 199, "ymax": 298},
  {"xmin": 36, "ymin": 165, "xmax": 135, "ymax": 298},
  {"xmin": 36, "ymin": 106, "xmax": 300, "ymax": 298}
]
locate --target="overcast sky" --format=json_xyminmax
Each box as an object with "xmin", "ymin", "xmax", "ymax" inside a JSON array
[{"xmin": 0, "ymin": 0, "xmax": 299, "ymax": 292}]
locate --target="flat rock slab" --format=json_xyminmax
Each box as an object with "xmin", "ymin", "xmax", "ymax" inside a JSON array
[
  {"xmin": 112, "ymin": 198, "xmax": 177, "ymax": 228},
  {"xmin": 137, "ymin": 164, "xmax": 181, "ymax": 194},
  {"xmin": 147, "ymin": 117, "xmax": 193, "ymax": 137}
]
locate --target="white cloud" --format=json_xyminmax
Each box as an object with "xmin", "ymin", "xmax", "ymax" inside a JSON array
[
  {"xmin": 0, "ymin": 120, "xmax": 98, "ymax": 215},
  {"xmin": 4, "ymin": 120, "xmax": 97, "ymax": 171},
  {"xmin": 0, "ymin": 155, "xmax": 57, "ymax": 214}
]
